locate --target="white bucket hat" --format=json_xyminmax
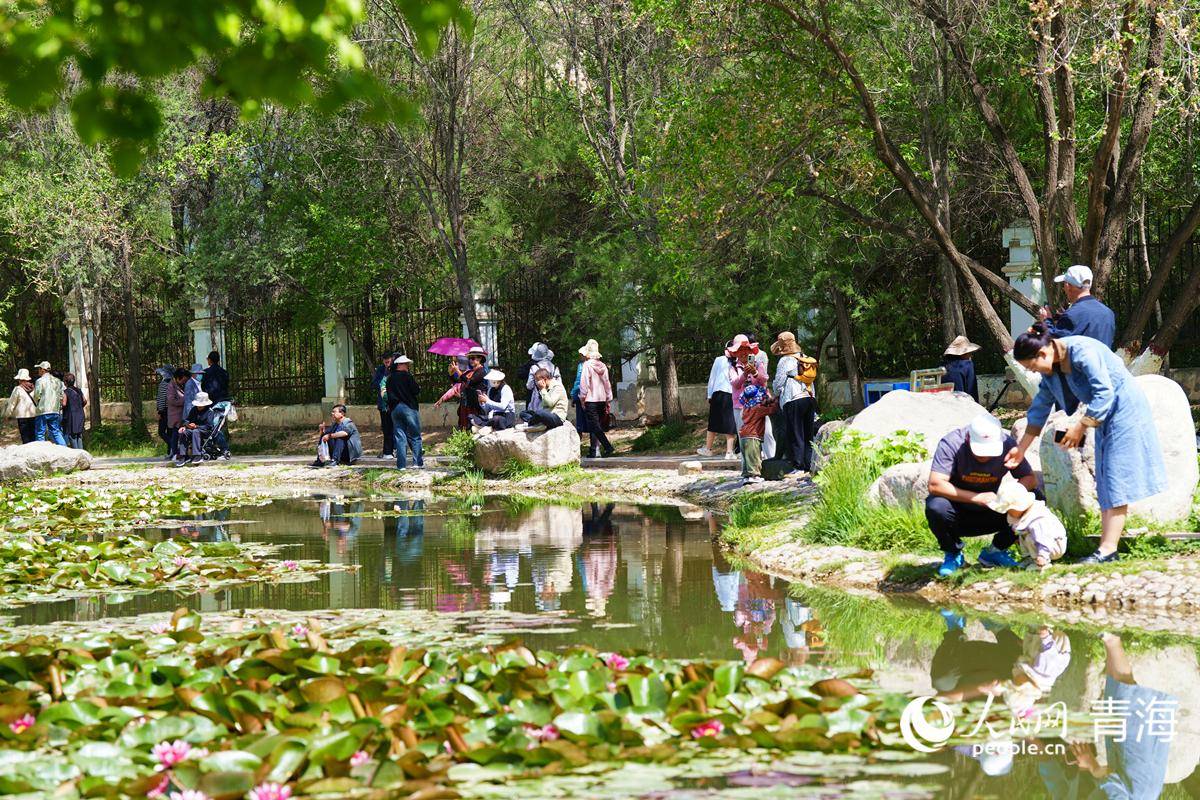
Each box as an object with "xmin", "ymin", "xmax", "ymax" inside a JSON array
[
  {"xmin": 191, "ymin": 391, "xmax": 213, "ymax": 407},
  {"xmin": 484, "ymin": 369, "xmax": 506, "ymax": 382},
  {"xmin": 578, "ymin": 339, "xmax": 602, "ymax": 359},
  {"xmin": 12, "ymin": 369, "xmax": 30, "ymax": 382},
  {"xmin": 987, "ymin": 481, "xmax": 1035, "ymax": 514},
  {"xmin": 394, "ymin": 355, "xmax": 413, "ymax": 364}
]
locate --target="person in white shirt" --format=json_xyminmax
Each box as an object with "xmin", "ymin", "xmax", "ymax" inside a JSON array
[
  {"xmin": 699, "ymin": 352, "xmax": 738, "ymax": 459},
  {"xmin": 471, "ymin": 369, "xmax": 516, "ymax": 434}
]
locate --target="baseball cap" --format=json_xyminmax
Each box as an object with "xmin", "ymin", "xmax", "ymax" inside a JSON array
[
  {"xmin": 967, "ymin": 414, "xmax": 1005, "ymax": 458},
  {"xmin": 1054, "ymin": 264, "xmax": 1093, "ymax": 288}
]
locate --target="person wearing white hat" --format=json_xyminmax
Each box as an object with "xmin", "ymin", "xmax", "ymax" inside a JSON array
[
  {"xmin": 4, "ymin": 368, "xmax": 38, "ymax": 443},
  {"xmin": 577, "ymin": 340, "xmax": 614, "ymax": 458},
  {"xmin": 470, "ymin": 369, "xmax": 516, "ymax": 435},
  {"xmin": 434, "ymin": 347, "xmax": 487, "ymax": 430},
  {"xmin": 1038, "ymin": 264, "xmax": 1116, "ymax": 348},
  {"xmin": 385, "ymin": 354, "xmax": 423, "ymax": 468},
  {"xmin": 523, "ymin": 342, "xmax": 559, "ymax": 413},
  {"xmin": 987, "ymin": 482, "xmax": 1067, "ymax": 569},
  {"xmin": 926, "ymin": 414, "xmax": 1040, "ymax": 577},
  {"xmin": 31, "ymin": 361, "xmax": 66, "ymax": 446},
  {"xmin": 174, "ymin": 390, "xmax": 214, "ymax": 465}
]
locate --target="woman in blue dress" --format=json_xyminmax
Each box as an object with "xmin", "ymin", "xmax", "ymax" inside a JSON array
[{"xmin": 1005, "ymin": 322, "xmax": 1167, "ymax": 564}]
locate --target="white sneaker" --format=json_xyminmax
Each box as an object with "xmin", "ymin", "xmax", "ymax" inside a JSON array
[
  {"xmin": 745, "ymin": 476, "xmax": 764, "ymax": 484},
  {"xmin": 724, "ymin": 452, "xmax": 739, "ymax": 461},
  {"xmin": 696, "ymin": 446, "xmax": 714, "ymax": 457},
  {"xmin": 476, "ymin": 426, "xmax": 493, "ymax": 436},
  {"xmin": 514, "ymin": 423, "xmax": 530, "ymax": 431}
]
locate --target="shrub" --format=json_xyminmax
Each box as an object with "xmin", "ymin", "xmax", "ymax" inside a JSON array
[{"xmin": 443, "ymin": 429, "xmax": 477, "ymax": 472}]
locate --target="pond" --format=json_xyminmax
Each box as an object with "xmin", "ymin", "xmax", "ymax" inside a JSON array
[{"xmin": 11, "ymin": 494, "xmax": 1200, "ymax": 798}]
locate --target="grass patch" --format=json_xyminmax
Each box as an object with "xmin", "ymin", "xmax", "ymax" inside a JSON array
[
  {"xmin": 789, "ymin": 586, "xmax": 944, "ymax": 667},
  {"xmin": 442, "ymin": 429, "xmax": 477, "ymax": 472},
  {"xmin": 499, "ymin": 459, "xmax": 585, "ymax": 481},
  {"xmin": 628, "ymin": 420, "xmax": 695, "ymax": 453},
  {"xmin": 83, "ymin": 423, "xmax": 157, "ymax": 457},
  {"xmin": 721, "ymin": 492, "xmax": 801, "ymax": 549}
]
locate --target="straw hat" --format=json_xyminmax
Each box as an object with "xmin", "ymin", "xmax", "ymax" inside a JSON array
[
  {"xmin": 944, "ymin": 335, "xmax": 981, "ymax": 356},
  {"xmin": 484, "ymin": 369, "xmax": 506, "ymax": 382},
  {"xmin": 578, "ymin": 339, "xmax": 602, "ymax": 359},
  {"xmin": 12, "ymin": 368, "xmax": 30, "ymax": 382},
  {"xmin": 725, "ymin": 334, "xmax": 759, "ymax": 358},
  {"xmin": 770, "ymin": 331, "xmax": 802, "ymax": 356},
  {"xmin": 465, "ymin": 346, "xmax": 488, "ymax": 359},
  {"xmin": 192, "ymin": 391, "xmax": 213, "ymax": 408}
]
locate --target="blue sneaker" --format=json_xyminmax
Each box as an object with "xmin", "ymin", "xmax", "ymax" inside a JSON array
[
  {"xmin": 937, "ymin": 551, "xmax": 965, "ymax": 577},
  {"xmin": 978, "ymin": 546, "xmax": 1019, "ymax": 569}
]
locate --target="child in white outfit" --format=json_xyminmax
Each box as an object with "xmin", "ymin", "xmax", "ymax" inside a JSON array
[{"xmin": 988, "ymin": 482, "xmax": 1067, "ymax": 570}]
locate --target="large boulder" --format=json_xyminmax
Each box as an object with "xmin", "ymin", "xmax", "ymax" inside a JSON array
[
  {"xmin": 867, "ymin": 460, "xmax": 932, "ymax": 507},
  {"xmin": 1039, "ymin": 374, "xmax": 1198, "ymax": 522},
  {"xmin": 0, "ymin": 442, "xmax": 93, "ymax": 482},
  {"xmin": 472, "ymin": 424, "xmax": 581, "ymax": 474},
  {"xmin": 814, "ymin": 390, "xmax": 988, "ymax": 472}
]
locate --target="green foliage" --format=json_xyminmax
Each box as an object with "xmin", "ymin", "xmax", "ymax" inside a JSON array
[
  {"xmin": 0, "ymin": 0, "xmax": 469, "ymax": 172},
  {"xmin": 629, "ymin": 420, "xmax": 693, "ymax": 452},
  {"xmin": 82, "ymin": 422, "xmax": 154, "ymax": 457},
  {"xmin": 498, "ymin": 459, "xmax": 585, "ymax": 481},
  {"xmin": 803, "ymin": 432, "xmax": 935, "ymax": 553},
  {"xmin": 442, "ymin": 429, "xmax": 478, "ymax": 472},
  {"xmin": 0, "ymin": 485, "xmax": 265, "ymax": 534}
]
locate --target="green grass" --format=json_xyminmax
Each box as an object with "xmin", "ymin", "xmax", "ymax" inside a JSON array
[
  {"xmin": 789, "ymin": 586, "xmax": 945, "ymax": 667},
  {"xmin": 628, "ymin": 420, "xmax": 695, "ymax": 453},
  {"xmin": 721, "ymin": 492, "xmax": 800, "ymax": 549},
  {"xmin": 442, "ymin": 429, "xmax": 477, "ymax": 472},
  {"xmin": 498, "ymin": 459, "xmax": 586, "ymax": 482},
  {"xmin": 83, "ymin": 423, "xmax": 158, "ymax": 457}
]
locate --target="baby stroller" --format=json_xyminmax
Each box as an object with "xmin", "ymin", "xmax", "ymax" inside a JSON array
[{"xmin": 194, "ymin": 401, "xmax": 234, "ymax": 462}]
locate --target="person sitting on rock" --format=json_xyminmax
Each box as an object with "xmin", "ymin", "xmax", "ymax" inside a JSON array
[
  {"xmin": 470, "ymin": 370, "xmax": 516, "ymax": 434},
  {"xmin": 927, "ymin": 414, "xmax": 1039, "ymax": 577},
  {"xmin": 988, "ymin": 482, "xmax": 1066, "ymax": 570},
  {"xmin": 519, "ymin": 368, "xmax": 568, "ymax": 430}
]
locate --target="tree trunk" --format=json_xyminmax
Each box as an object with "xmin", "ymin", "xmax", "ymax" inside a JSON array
[
  {"xmin": 936, "ymin": 254, "xmax": 965, "ymax": 343},
  {"xmin": 120, "ymin": 236, "xmax": 143, "ymax": 430},
  {"xmin": 831, "ymin": 287, "xmax": 864, "ymax": 412},
  {"xmin": 451, "ymin": 233, "xmax": 480, "ymax": 344},
  {"xmin": 1119, "ymin": 194, "xmax": 1200, "ymax": 350},
  {"xmin": 657, "ymin": 342, "xmax": 683, "ymax": 424},
  {"xmin": 87, "ymin": 302, "xmax": 103, "ymax": 429}
]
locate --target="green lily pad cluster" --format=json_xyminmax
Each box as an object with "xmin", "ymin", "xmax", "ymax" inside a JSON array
[
  {"xmin": 0, "ymin": 535, "xmax": 329, "ymax": 608},
  {"xmin": 0, "ymin": 486, "xmax": 269, "ymax": 536},
  {"xmin": 0, "ymin": 609, "xmax": 908, "ymax": 799}
]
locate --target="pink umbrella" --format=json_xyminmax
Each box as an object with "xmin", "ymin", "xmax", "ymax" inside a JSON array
[{"xmin": 427, "ymin": 337, "xmax": 482, "ymax": 357}]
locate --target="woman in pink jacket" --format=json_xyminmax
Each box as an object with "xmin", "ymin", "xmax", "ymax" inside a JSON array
[
  {"xmin": 727, "ymin": 334, "xmax": 767, "ymax": 431},
  {"xmin": 577, "ymin": 339, "xmax": 614, "ymax": 458}
]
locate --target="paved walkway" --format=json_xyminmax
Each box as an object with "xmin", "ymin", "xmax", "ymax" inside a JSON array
[{"xmin": 91, "ymin": 453, "xmax": 740, "ymax": 471}]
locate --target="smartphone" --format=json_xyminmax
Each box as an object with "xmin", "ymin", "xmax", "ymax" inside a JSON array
[{"xmin": 1053, "ymin": 429, "xmax": 1067, "ymax": 443}]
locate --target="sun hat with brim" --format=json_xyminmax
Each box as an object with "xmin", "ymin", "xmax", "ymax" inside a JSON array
[
  {"xmin": 739, "ymin": 384, "xmax": 766, "ymax": 409},
  {"xmin": 578, "ymin": 339, "xmax": 602, "ymax": 359},
  {"xmin": 528, "ymin": 342, "xmax": 554, "ymax": 361},
  {"xmin": 944, "ymin": 335, "xmax": 981, "ymax": 357},
  {"xmin": 1054, "ymin": 264, "xmax": 1093, "ymax": 288},
  {"xmin": 12, "ymin": 369, "xmax": 30, "ymax": 382},
  {"xmin": 770, "ymin": 331, "xmax": 802, "ymax": 356},
  {"xmin": 191, "ymin": 392, "xmax": 213, "ymax": 407},
  {"xmin": 484, "ymin": 369, "xmax": 506, "ymax": 382},
  {"xmin": 967, "ymin": 414, "xmax": 1005, "ymax": 458},
  {"xmin": 35, "ymin": 361, "xmax": 51, "ymax": 370},
  {"xmin": 465, "ymin": 346, "xmax": 488, "ymax": 359},
  {"xmin": 987, "ymin": 482, "xmax": 1035, "ymax": 515},
  {"xmin": 725, "ymin": 334, "xmax": 759, "ymax": 358},
  {"xmin": 190, "ymin": 363, "xmax": 205, "ymax": 374},
  {"xmin": 394, "ymin": 355, "xmax": 413, "ymax": 365}
]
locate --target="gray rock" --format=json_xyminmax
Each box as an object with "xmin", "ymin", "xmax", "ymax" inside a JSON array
[
  {"xmin": 811, "ymin": 419, "xmax": 849, "ymax": 471},
  {"xmin": 677, "ymin": 460, "xmax": 704, "ymax": 475},
  {"xmin": 1039, "ymin": 374, "xmax": 1198, "ymax": 522},
  {"xmin": 867, "ymin": 460, "xmax": 932, "ymax": 507},
  {"xmin": 472, "ymin": 424, "xmax": 581, "ymax": 475},
  {"xmin": 814, "ymin": 390, "xmax": 989, "ymax": 473},
  {"xmin": 0, "ymin": 441, "xmax": 92, "ymax": 482}
]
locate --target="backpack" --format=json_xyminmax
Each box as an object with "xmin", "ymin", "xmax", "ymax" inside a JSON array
[{"xmin": 792, "ymin": 355, "xmax": 819, "ymax": 385}]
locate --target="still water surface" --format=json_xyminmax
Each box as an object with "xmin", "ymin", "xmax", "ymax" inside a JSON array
[{"xmin": 13, "ymin": 495, "xmax": 1200, "ymax": 798}]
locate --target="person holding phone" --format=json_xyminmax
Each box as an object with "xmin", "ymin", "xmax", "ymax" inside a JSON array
[{"xmin": 1005, "ymin": 323, "xmax": 1166, "ymax": 564}]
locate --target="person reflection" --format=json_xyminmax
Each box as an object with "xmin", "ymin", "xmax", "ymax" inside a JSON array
[
  {"xmin": 931, "ymin": 611, "xmax": 1023, "ymax": 702},
  {"xmin": 319, "ymin": 499, "xmax": 362, "ymax": 557},
  {"xmin": 710, "ymin": 536, "xmax": 741, "ymax": 616},
  {"xmin": 1045, "ymin": 632, "xmax": 1175, "ymax": 799},
  {"xmin": 780, "ymin": 598, "xmax": 823, "ymax": 666},
  {"xmin": 388, "ymin": 499, "xmax": 425, "ymax": 575},
  {"xmin": 532, "ymin": 548, "xmax": 572, "ymax": 612},
  {"xmin": 732, "ymin": 572, "xmax": 780, "ymax": 664},
  {"xmin": 582, "ymin": 503, "xmax": 615, "ymax": 536},
  {"xmin": 580, "ymin": 526, "xmax": 617, "ymax": 617}
]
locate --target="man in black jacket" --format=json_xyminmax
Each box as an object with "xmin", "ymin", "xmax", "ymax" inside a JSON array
[
  {"xmin": 201, "ymin": 350, "xmax": 231, "ymax": 456},
  {"xmin": 372, "ymin": 351, "xmax": 395, "ymax": 457},
  {"xmin": 386, "ymin": 354, "xmax": 422, "ymax": 469}
]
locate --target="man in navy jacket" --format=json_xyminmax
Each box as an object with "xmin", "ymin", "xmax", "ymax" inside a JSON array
[{"xmin": 1039, "ymin": 264, "xmax": 1116, "ymax": 348}]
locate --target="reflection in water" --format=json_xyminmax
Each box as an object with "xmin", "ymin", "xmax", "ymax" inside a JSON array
[{"xmin": 8, "ymin": 494, "xmax": 1200, "ymax": 798}]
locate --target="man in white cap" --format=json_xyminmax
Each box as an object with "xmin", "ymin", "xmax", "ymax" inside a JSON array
[
  {"xmin": 31, "ymin": 361, "xmax": 66, "ymax": 446},
  {"xmin": 1039, "ymin": 264, "xmax": 1116, "ymax": 348},
  {"xmin": 926, "ymin": 414, "xmax": 1040, "ymax": 577}
]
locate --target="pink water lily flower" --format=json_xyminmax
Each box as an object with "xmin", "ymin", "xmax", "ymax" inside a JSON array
[
  {"xmin": 152, "ymin": 739, "xmax": 193, "ymax": 769},
  {"xmin": 149, "ymin": 622, "xmax": 170, "ymax": 635},
  {"xmin": 168, "ymin": 791, "xmax": 209, "ymax": 800},
  {"xmin": 282, "ymin": 560, "xmax": 299, "ymax": 571},
  {"xmin": 248, "ymin": 782, "xmax": 293, "ymax": 800},
  {"xmin": 524, "ymin": 723, "xmax": 560, "ymax": 742},
  {"xmin": 349, "ymin": 750, "xmax": 370, "ymax": 767},
  {"xmin": 603, "ymin": 653, "xmax": 630, "ymax": 671},
  {"xmin": 172, "ymin": 556, "xmax": 194, "ymax": 569},
  {"xmin": 146, "ymin": 774, "xmax": 170, "ymax": 798},
  {"xmin": 8, "ymin": 714, "xmax": 34, "ymax": 734},
  {"xmin": 691, "ymin": 719, "xmax": 724, "ymax": 739},
  {"xmin": 292, "ymin": 624, "xmax": 308, "ymax": 639}
]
